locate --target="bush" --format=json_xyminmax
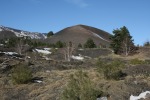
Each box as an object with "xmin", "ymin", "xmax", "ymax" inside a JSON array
[
  {"xmin": 61, "ymin": 70, "xmax": 102, "ymax": 100},
  {"xmin": 11, "ymin": 63, "xmax": 32, "ymax": 84},
  {"xmin": 97, "ymin": 59, "xmax": 125, "ymax": 80},
  {"xmin": 145, "ymin": 60, "xmax": 150, "ymax": 64},
  {"xmin": 130, "ymin": 58, "xmax": 145, "ymax": 65}
]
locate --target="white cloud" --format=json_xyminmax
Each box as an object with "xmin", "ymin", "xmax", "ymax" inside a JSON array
[{"xmin": 65, "ymin": 0, "xmax": 88, "ymax": 8}]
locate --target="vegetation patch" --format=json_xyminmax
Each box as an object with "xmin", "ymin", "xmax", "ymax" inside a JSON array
[
  {"xmin": 130, "ymin": 58, "xmax": 147, "ymax": 65},
  {"xmin": 11, "ymin": 63, "xmax": 32, "ymax": 84},
  {"xmin": 61, "ymin": 70, "xmax": 103, "ymax": 100},
  {"xmin": 97, "ymin": 58, "xmax": 126, "ymax": 80}
]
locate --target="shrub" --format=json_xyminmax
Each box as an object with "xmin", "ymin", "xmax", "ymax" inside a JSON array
[
  {"xmin": 61, "ymin": 70, "xmax": 102, "ymax": 100},
  {"xmin": 145, "ymin": 60, "xmax": 150, "ymax": 64},
  {"xmin": 130, "ymin": 58, "xmax": 145, "ymax": 65},
  {"xmin": 97, "ymin": 59, "xmax": 125, "ymax": 80},
  {"xmin": 11, "ymin": 63, "xmax": 32, "ymax": 84}
]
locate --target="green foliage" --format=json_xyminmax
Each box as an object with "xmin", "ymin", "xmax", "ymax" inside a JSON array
[
  {"xmin": 110, "ymin": 26, "xmax": 135, "ymax": 55},
  {"xmin": 62, "ymin": 70, "xmax": 102, "ymax": 100},
  {"xmin": 31, "ymin": 40, "xmax": 49, "ymax": 47},
  {"xmin": 47, "ymin": 31, "xmax": 54, "ymax": 37},
  {"xmin": 97, "ymin": 59, "xmax": 125, "ymax": 80},
  {"xmin": 84, "ymin": 38, "xmax": 96, "ymax": 48},
  {"xmin": 130, "ymin": 58, "xmax": 146, "ymax": 65},
  {"xmin": 11, "ymin": 64, "xmax": 32, "ymax": 84},
  {"xmin": 145, "ymin": 60, "xmax": 150, "ymax": 64},
  {"xmin": 55, "ymin": 41, "xmax": 64, "ymax": 48}
]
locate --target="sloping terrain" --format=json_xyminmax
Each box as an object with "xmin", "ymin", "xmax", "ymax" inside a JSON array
[
  {"xmin": 47, "ymin": 24, "xmax": 112, "ymax": 47},
  {"xmin": 0, "ymin": 26, "xmax": 47, "ymax": 39},
  {"xmin": 0, "ymin": 47, "xmax": 150, "ymax": 100}
]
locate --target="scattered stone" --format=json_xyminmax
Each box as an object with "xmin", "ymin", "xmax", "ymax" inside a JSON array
[{"xmin": 97, "ymin": 97, "xmax": 107, "ymax": 100}]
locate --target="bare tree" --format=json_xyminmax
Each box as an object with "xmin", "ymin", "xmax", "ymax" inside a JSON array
[
  {"xmin": 122, "ymin": 35, "xmax": 135, "ymax": 56},
  {"xmin": 62, "ymin": 42, "xmax": 75, "ymax": 62},
  {"xmin": 16, "ymin": 38, "xmax": 24, "ymax": 55}
]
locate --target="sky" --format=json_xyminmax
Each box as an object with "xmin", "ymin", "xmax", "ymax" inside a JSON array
[{"xmin": 0, "ymin": 0, "xmax": 150, "ymax": 45}]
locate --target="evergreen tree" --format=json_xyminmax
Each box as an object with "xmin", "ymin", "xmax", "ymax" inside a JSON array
[
  {"xmin": 84, "ymin": 38, "xmax": 96, "ymax": 48},
  {"xmin": 144, "ymin": 41, "xmax": 150, "ymax": 47},
  {"xmin": 55, "ymin": 41, "xmax": 64, "ymax": 48},
  {"xmin": 110, "ymin": 26, "xmax": 135, "ymax": 56},
  {"xmin": 47, "ymin": 31, "xmax": 54, "ymax": 37}
]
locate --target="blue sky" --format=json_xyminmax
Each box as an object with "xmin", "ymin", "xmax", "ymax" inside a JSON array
[{"xmin": 0, "ymin": 0, "xmax": 150, "ymax": 45}]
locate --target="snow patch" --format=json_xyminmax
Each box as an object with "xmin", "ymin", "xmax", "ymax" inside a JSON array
[
  {"xmin": 92, "ymin": 32, "xmax": 109, "ymax": 42},
  {"xmin": 130, "ymin": 91, "xmax": 150, "ymax": 100},
  {"xmin": 3, "ymin": 52, "xmax": 18, "ymax": 55},
  {"xmin": 0, "ymin": 26, "xmax": 47, "ymax": 39},
  {"xmin": 0, "ymin": 28, "xmax": 2, "ymax": 31},
  {"xmin": 0, "ymin": 44, "xmax": 4, "ymax": 46},
  {"xmin": 44, "ymin": 48, "xmax": 52, "ymax": 51},
  {"xmin": 34, "ymin": 49, "xmax": 52, "ymax": 55},
  {"xmin": 71, "ymin": 55, "xmax": 84, "ymax": 61},
  {"xmin": 34, "ymin": 80, "xmax": 42, "ymax": 83}
]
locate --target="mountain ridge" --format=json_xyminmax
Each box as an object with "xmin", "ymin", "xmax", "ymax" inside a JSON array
[{"xmin": 0, "ymin": 25, "xmax": 47, "ymax": 39}]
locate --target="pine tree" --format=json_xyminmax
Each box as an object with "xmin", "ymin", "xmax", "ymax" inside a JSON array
[
  {"xmin": 47, "ymin": 31, "xmax": 54, "ymax": 37},
  {"xmin": 110, "ymin": 26, "xmax": 135, "ymax": 56},
  {"xmin": 84, "ymin": 38, "xmax": 96, "ymax": 48},
  {"xmin": 55, "ymin": 41, "xmax": 64, "ymax": 48},
  {"xmin": 144, "ymin": 41, "xmax": 150, "ymax": 47}
]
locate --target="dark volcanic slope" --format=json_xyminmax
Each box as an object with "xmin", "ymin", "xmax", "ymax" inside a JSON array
[{"xmin": 47, "ymin": 24, "xmax": 112, "ymax": 47}]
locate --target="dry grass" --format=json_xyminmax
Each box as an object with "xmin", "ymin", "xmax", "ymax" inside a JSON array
[
  {"xmin": 0, "ymin": 68, "xmax": 150, "ymax": 100},
  {"xmin": 1, "ymin": 50, "xmax": 150, "ymax": 100}
]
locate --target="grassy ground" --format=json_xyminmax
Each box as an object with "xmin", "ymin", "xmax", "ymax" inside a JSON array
[
  {"xmin": 0, "ymin": 47, "xmax": 150, "ymax": 100},
  {"xmin": 0, "ymin": 67, "xmax": 150, "ymax": 100}
]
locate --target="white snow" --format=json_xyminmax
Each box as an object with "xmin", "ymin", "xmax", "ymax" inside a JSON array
[
  {"xmin": 35, "ymin": 49, "xmax": 52, "ymax": 55},
  {"xmin": 0, "ymin": 26, "xmax": 47, "ymax": 39},
  {"xmin": 71, "ymin": 55, "xmax": 84, "ymax": 61},
  {"xmin": 130, "ymin": 91, "xmax": 150, "ymax": 100},
  {"xmin": 92, "ymin": 32, "xmax": 110, "ymax": 42},
  {"xmin": 34, "ymin": 80, "xmax": 42, "ymax": 83},
  {"xmin": 42, "ymin": 34, "xmax": 47, "ymax": 39},
  {"xmin": 3, "ymin": 52, "xmax": 18, "ymax": 55},
  {"xmin": 0, "ymin": 28, "xmax": 2, "ymax": 31},
  {"xmin": 44, "ymin": 48, "xmax": 51, "ymax": 51},
  {"xmin": 26, "ymin": 56, "xmax": 31, "ymax": 59},
  {"xmin": 0, "ymin": 44, "xmax": 4, "ymax": 46}
]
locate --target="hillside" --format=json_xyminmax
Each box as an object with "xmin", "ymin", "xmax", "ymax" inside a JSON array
[
  {"xmin": 0, "ymin": 47, "xmax": 150, "ymax": 100},
  {"xmin": 46, "ymin": 24, "xmax": 112, "ymax": 48},
  {"xmin": 0, "ymin": 25, "xmax": 150, "ymax": 100},
  {"xmin": 0, "ymin": 26, "xmax": 47, "ymax": 39}
]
